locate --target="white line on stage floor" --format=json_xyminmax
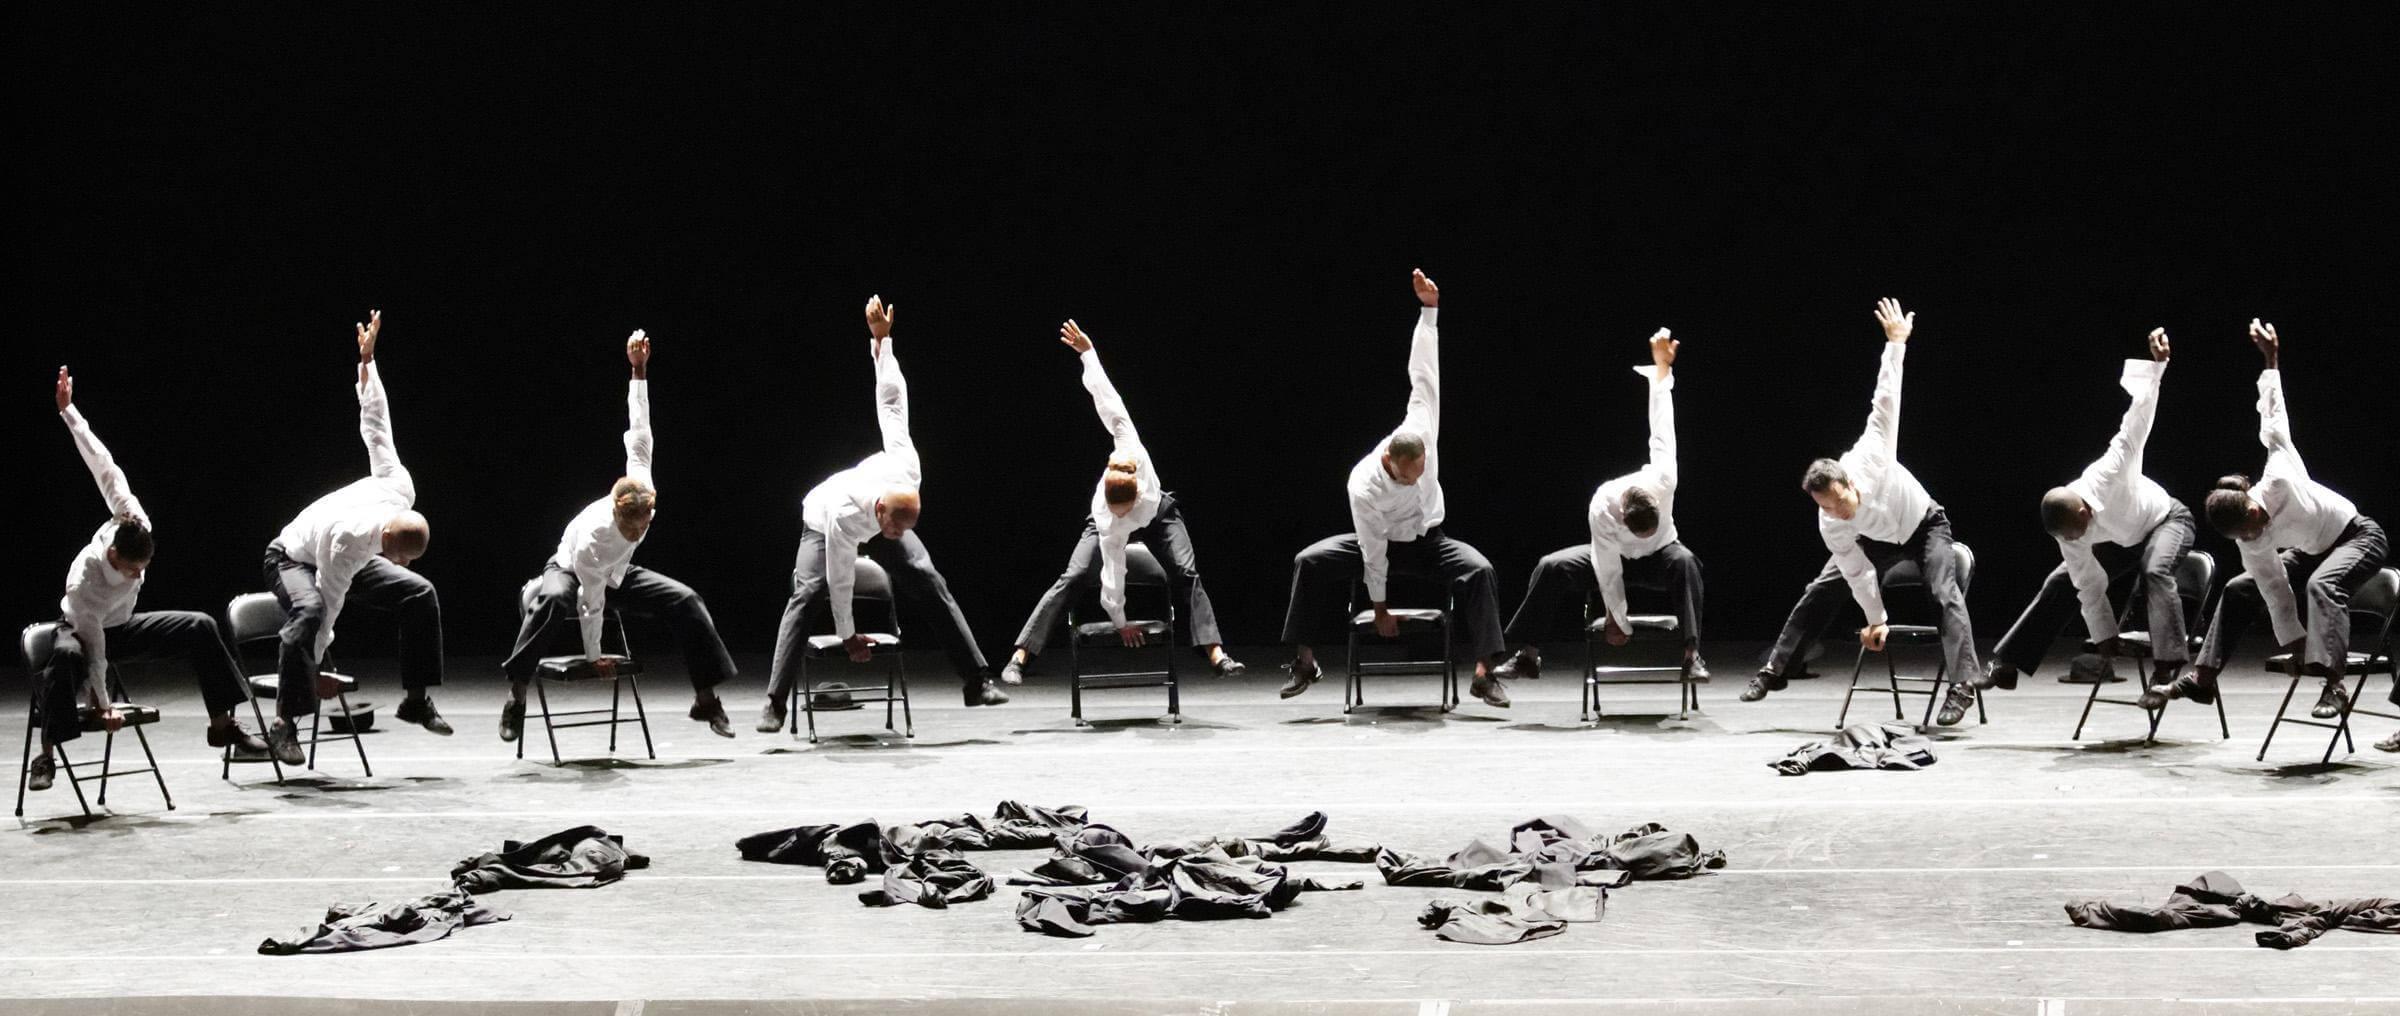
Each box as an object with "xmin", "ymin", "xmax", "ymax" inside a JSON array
[
  {"xmin": 0, "ymin": 945, "xmax": 2392, "ymax": 962},
  {"xmin": 4, "ymin": 863, "xmax": 2396, "ymax": 886}
]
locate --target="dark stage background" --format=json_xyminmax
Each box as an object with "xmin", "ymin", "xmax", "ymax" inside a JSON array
[{"xmin": 15, "ymin": 8, "xmax": 2396, "ymax": 669}]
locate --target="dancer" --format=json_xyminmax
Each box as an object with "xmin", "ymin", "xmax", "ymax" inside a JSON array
[
  {"xmin": 1279, "ymin": 269, "xmax": 1520, "ymax": 708},
  {"xmin": 261, "ymin": 311, "xmax": 448, "ymax": 762},
  {"xmin": 999, "ymin": 319, "xmax": 1244, "ymax": 683},
  {"xmin": 499, "ymin": 331, "xmax": 737, "ymax": 741},
  {"xmin": 1499, "ymin": 328, "xmax": 1708, "ymax": 690},
  {"xmin": 27, "ymin": 367, "xmax": 273, "ymax": 792},
  {"xmin": 1744, "ymin": 299, "xmax": 1985, "ymax": 726},
  {"xmin": 1984, "ymin": 329, "xmax": 2195, "ymax": 703},
  {"xmin": 760, "ymin": 296, "xmax": 1005, "ymax": 732},
  {"xmin": 2169, "ymin": 320, "xmax": 2387, "ymax": 719}
]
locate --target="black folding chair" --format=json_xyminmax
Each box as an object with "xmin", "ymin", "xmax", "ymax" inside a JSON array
[
  {"xmin": 2256, "ymin": 566, "xmax": 2398, "ymax": 764},
  {"xmin": 225, "ymin": 592, "xmax": 371, "ymax": 779},
  {"xmin": 17, "ymin": 622, "xmax": 173, "ymax": 818},
  {"xmin": 1066, "ymin": 543, "xmax": 1180, "ymax": 725},
  {"xmin": 788, "ymin": 557, "xmax": 913, "ymax": 743},
  {"xmin": 1582, "ymin": 605, "xmax": 1701, "ymax": 722},
  {"xmin": 2072, "ymin": 550, "xmax": 2227, "ymax": 743},
  {"xmin": 1838, "ymin": 543, "xmax": 1989, "ymax": 731},
  {"xmin": 1344, "ymin": 577, "xmax": 1459, "ymax": 714},
  {"xmin": 516, "ymin": 578, "xmax": 653, "ymax": 764}
]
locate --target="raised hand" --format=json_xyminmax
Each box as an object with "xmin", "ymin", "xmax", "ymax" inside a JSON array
[
  {"xmin": 1873, "ymin": 298, "xmax": 1913, "ymax": 343},
  {"xmin": 356, "ymin": 309, "xmax": 383, "ymax": 384},
  {"xmin": 865, "ymin": 294, "xmax": 896, "ymax": 357},
  {"xmin": 626, "ymin": 329, "xmax": 651, "ymax": 378},
  {"xmin": 2248, "ymin": 318, "xmax": 2279, "ymax": 368},
  {"xmin": 1059, "ymin": 319, "xmax": 1093, "ymax": 354},
  {"xmin": 55, "ymin": 365, "xmax": 72, "ymax": 413},
  {"xmin": 1412, "ymin": 269, "xmax": 1439, "ymax": 308},
  {"xmin": 1649, "ymin": 327, "xmax": 1678, "ymax": 378},
  {"xmin": 2147, "ymin": 328, "xmax": 2170, "ymax": 363}
]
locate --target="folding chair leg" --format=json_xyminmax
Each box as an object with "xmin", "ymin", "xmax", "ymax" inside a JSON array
[
  {"xmin": 97, "ymin": 729, "xmax": 115, "ymax": 807},
  {"xmin": 131, "ymin": 722, "xmax": 171, "ymax": 810},
  {"xmin": 16, "ymin": 709, "xmax": 36, "ymax": 818},
  {"xmin": 2321, "ymin": 673, "xmax": 2369, "ymax": 765},
  {"xmin": 607, "ymin": 678, "xmax": 623, "ymax": 754},
  {"xmin": 884, "ymin": 660, "xmax": 899, "ymax": 732},
  {"xmin": 1837, "ymin": 647, "xmax": 1870, "ymax": 729},
  {"xmin": 626, "ymin": 674, "xmax": 655, "ymax": 759},
  {"xmin": 897, "ymin": 658, "xmax": 915, "ymax": 738},
  {"xmin": 536, "ymin": 680, "xmax": 562, "ymax": 766},
  {"xmin": 54, "ymin": 742, "xmax": 93, "ymax": 818},
  {"xmin": 2214, "ymin": 695, "xmax": 2230, "ymax": 740},
  {"xmin": 801, "ymin": 660, "xmax": 819, "ymax": 744},
  {"xmin": 2072, "ymin": 672, "xmax": 2106, "ymax": 740},
  {"xmin": 1166, "ymin": 643, "xmax": 1182, "ymax": 724},
  {"xmin": 1441, "ymin": 617, "xmax": 1457, "ymax": 713},
  {"xmin": 2256, "ymin": 677, "xmax": 2301, "ymax": 761},
  {"xmin": 1071, "ymin": 640, "xmax": 1086, "ymax": 726}
]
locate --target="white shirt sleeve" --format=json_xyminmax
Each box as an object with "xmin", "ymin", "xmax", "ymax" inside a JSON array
[
  {"xmin": 624, "ymin": 379, "xmax": 653, "ymax": 488},
  {"xmin": 358, "ymin": 363, "xmax": 408, "ymax": 495},
  {"xmin": 825, "ymin": 535, "xmax": 861, "ymax": 640},
  {"xmin": 1590, "ymin": 524, "xmax": 1630, "ymax": 635},
  {"xmin": 1351, "ymin": 491, "xmax": 1393, "ymax": 604},
  {"xmin": 2254, "ymin": 369, "xmax": 2308, "ymax": 485},
  {"xmin": 1098, "ymin": 527, "xmax": 1133, "ymax": 628},
  {"xmin": 61, "ymin": 559, "xmax": 112, "ymax": 702},
  {"xmin": 1845, "ymin": 343, "xmax": 1908, "ymax": 479},
  {"xmin": 313, "ymin": 528, "xmax": 371, "ymax": 661},
  {"xmin": 1826, "ymin": 527, "xmax": 1887, "ymax": 626},
  {"xmin": 873, "ymin": 338, "xmax": 918, "ymax": 485},
  {"xmin": 1083, "ymin": 347, "xmax": 1141, "ymax": 628},
  {"xmin": 1645, "ymin": 368, "xmax": 1677, "ymax": 491},
  {"xmin": 2059, "ymin": 538, "xmax": 2119, "ymax": 642},
  {"xmin": 62, "ymin": 406, "xmax": 149, "ymax": 528},
  {"xmin": 2085, "ymin": 360, "xmax": 2166, "ymax": 509},
  {"xmin": 1401, "ymin": 307, "xmax": 1440, "ymax": 447},
  {"xmin": 572, "ymin": 535, "xmax": 612, "ymax": 661},
  {"xmin": 2240, "ymin": 536, "xmax": 2305, "ymax": 648}
]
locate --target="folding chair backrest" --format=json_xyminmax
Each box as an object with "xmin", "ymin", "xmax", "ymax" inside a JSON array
[
  {"xmin": 2175, "ymin": 550, "xmax": 2216, "ymax": 626},
  {"xmin": 850, "ymin": 558, "xmax": 901, "ymax": 635},
  {"xmin": 20, "ymin": 622, "xmax": 58, "ymax": 671},
  {"xmin": 2348, "ymin": 567, "xmax": 2400, "ymax": 644},
  {"xmin": 1953, "ymin": 542, "xmax": 1976, "ymax": 593},
  {"xmin": 226, "ymin": 593, "xmax": 283, "ymax": 647}
]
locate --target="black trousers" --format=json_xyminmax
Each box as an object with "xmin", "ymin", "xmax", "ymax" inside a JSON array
[
  {"xmin": 1766, "ymin": 506, "xmax": 1980, "ymax": 682},
  {"xmin": 501, "ymin": 562, "xmax": 737, "ymax": 693},
  {"xmin": 765, "ymin": 523, "xmax": 990, "ymax": 697},
  {"xmin": 1502, "ymin": 541, "xmax": 1704, "ymax": 646},
  {"xmin": 1993, "ymin": 501, "xmax": 2197, "ymax": 675},
  {"xmin": 2198, "ymin": 515, "xmax": 2388, "ymax": 676},
  {"xmin": 263, "ymin": 544, "xmax": 445, "ymax": 720},
  {"xmin": 1013, "ymin": 494, "xmax": 1224, "ymax": 654},
  {"xmin": 40, "ymin": 611, "xmax": 248, "ymax": 746},
  {"xmin": 1281, "ymin": 526, "xmax": 1507, "ymax": 660}
]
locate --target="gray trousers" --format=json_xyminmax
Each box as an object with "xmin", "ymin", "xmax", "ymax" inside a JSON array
[
  {"xmin": 1281, "ymin": 527, "xmax": 1507, "ymax": 660},
  {"xmin": 1013, "ymin": 493, "xmax": 1223, "ymax": 655},
  {"xmin": 2198, "ymin": 515, "xmax": 2387, "ymax": 676},
  {"xmin": 1993, "ymin": 501, "xmax": 2197, "ymax": 674},
  {"xmin": 263, "ymin": 544, "xmax": 444, "ymax": 720},
  {"xmin": 1766, "ymin": 506, "xmax": 1980, "ymax": 682},
  {"xmin": 765, "ymin": 523, "xmax": 990, "ymax": 697},
  {"xmin": 40, "ymin": 611, "xmax": 248, "ymax": 746},
  {"xmin": 1502, "ymin": 541, "xmax": 1705, "ymax": 646},
  {"xmin": 502, "ymin": 562, "xmax": 737, "ymax": 692}
]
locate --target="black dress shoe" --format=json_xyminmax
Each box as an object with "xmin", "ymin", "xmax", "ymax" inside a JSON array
[
  {"xmin": 1469, "ymin": 676, "xmax": 1511, "ymax": 708},
  {"xmin": 756, "ymin": 699, "xmax": 787, "ymax": 733},
  {"xmin": 2137, "ymin": 684, "xmax": 2171, "ymax": 711},
  {"xmin": 964, "ymin": 682, "xmax": 1010, "ymax": 707},
  {"xmin": 689, "ymin": 697, "xmax": 736, "ymax": 737},
  {"xmin": 1490, "ymin": 648, "xmax": 1540, "ymax": 681},
  {"xmin": 1211, "ymin": 654, "xmax": 1247, "ymax": 678},
  {"xmin": 1685, "ymin": 654, "xmax": 1711, "ymax": 681},
  {"xmin": 395, "ymin": 695, "xmax": 453, "ymax": 736},
  {"xmin": 999, "ymin": 659, "xmax": 1028, "ymax": 685},
  {"xmin": 500, "ymin": 699, "xmax": 526, "ymax": 743},
  {"xmin": 2162, "ymin": 672, "xmax": 2218, "ymax": 706},
  {"xmin": 1279, "ymin": 660, "xmax": 1320, "ymax": 699},
  {"xmin": 1739, "ymin": 669, "xmax": 1786, "ymax": 702},
  {"xmin": 1976, "ymin": 663, "xmax": 2020, "ymax": 691},
  {"xmin": 26, "ymin": 753, "xmax": 55, "ymax": 792},
  {"xmin": 2376, "ymin": 730, "xmax": 2400, "ymax": 753},
  {"xmin": 1935, "ymin": 684, "xmax": 1976, "ymax": 726},
  {"xmin": 268, "ymin": 722, "xmax": 307, "ymax": 766},
  {"xmin": 2310, "ymin": 681, "xmax": 2349, "ymax": 720}
]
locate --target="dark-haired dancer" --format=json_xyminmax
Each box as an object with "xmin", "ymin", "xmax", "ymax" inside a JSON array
[
  {"xmin": 999, "ymin": 319, "xmax": 1243, "ymax": 684},
  {"xmin": 499, "ymin": 331, "xmax": 737, "ymax": 742},
  {"xmin": 1744, "ymin": 299, "xmax": 1984, "ymax": 726},
  {"xmin": 1983, "ymin": 329, "xmax": 2195, "ymax": 701},
  {"xmin": 2169, "ymin": 320, "xmax": 2386, "ymax": 718},
  {"xmin": 28, "ymin": 367, "xmax": 272, "ymax": 793},
  {"xmin": 1500, "ymin": 328, "xmax": 1708, "ymax": 685}
]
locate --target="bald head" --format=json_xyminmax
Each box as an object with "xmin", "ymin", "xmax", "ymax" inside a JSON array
[
  {"xmin": 381, "ymin": 510, "xmax": 430, "ymax": 566},
  {"xmin": 877, "ymin": 488, "xmax": 921, "ymax": 539},
  {"xmin": 2039, "ymin": 487, "xmax": 2092, "ymax": 540}
]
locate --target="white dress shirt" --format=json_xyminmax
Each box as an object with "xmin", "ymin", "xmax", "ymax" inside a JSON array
[
  {"xmin": 57, "ymin": 406, "xmax": 151, "ymax": 701},
  {"xmin": 1818, "ymin": 342, "xmax": 1936, "ymax": 626},
  {"xmin": 801, "ymin": 339, "xmax": 919, "ymax": 640},
  {"xmin": 1588, "ymin": 365, "xmax": 1679, "ymax": 633},
  {"xmin": 1346, "ymin": 306, "xmax": 1445, "ymax": 603},
  {"xmin": 547, "ymin": 379, "xmax": 654, "ymax": 659},
  {"xmin": 2056, "ymin": 359, "xmax": 2178, "ymax": 641},
  {"xmin": 1079, "ymin": 348, "xmax": 1163, "ymax": 628},
  {"xmin": 2236, "ymin": 368, "xmax": 2363, "ymax": 649},
  {"xmin": 270, "ymin": 362, "xmax": 416, "ymax": 660}
]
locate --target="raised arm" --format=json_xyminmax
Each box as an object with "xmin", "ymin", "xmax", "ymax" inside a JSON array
[
  {"xmin": 1645, "ymin": 328, "xmax": 1678, "ymax": 487},
  {"xmin": 1400, "ymin": 269, "xmax": 1441, "ymax": 445},
  {"xmin": 1062, "ymin": 320, "xmax": 1144, "ymax": 455},
  {"xmin": 56, "ymin": 367, "xmax": 148, "ymax": 526},
  {"xmin": 1847, "ymin": 298, "xmax": 1914, "ymax": 468},
  {"xmin": 2086, "ymin": 330, "xmax": 2171, "ymax": 498},
  {"xmin": 865, "ymin": 295, "xmax": 915, "ymax": 478},
  {"xmin": 2248, "ymin": 319, "xmax": 2307, "ymax": 480},
  {"xmin": 353, "ymin": 311, "xmax": 404, "ymax": 483},
  {"xmin": 624, "ymin": 330, "xmax": 654, "ymax": 487}
]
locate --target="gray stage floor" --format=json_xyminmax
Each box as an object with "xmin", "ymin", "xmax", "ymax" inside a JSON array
[{"xmin": 5, "ymin": 643, "xmax": 2396, "ymax": 1015}]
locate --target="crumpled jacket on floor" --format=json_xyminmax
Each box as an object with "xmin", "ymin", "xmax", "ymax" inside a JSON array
[
  {"xmin": 1015, "ymin": 848, "xmax": 1362, "ymax": 937},
  {"xmin": 858, "ymin": 850, "xmax": 996, "ymax": 908},
  {"xmin": 259, "ymin": 890, "xmax": 511, "ymax": 955},
  {"xmin": 1379, "ymin": 816, "xmax": 1725, "ymax": 890},
  {"xmin": 1772, "ymin": 722, "xmax": 1937, "ymax": 775},
  {"xmin": 2066, "ymin": 870, "xmax": 2400, "ymax": 949},
  {"xmin": 451, "ymin": 824, "xmax": 650, "ymax": 893},
  {"xmin": 1419, "ymin": 882, "xmax": 1608, "ymax": 945},
  {"xmin": 738, "ymin": 801, "xmax": 1088, "ymax": 884},
  {"xmin": 1011, "ymin": 811, "xmax": 1378, "ymax": 888}
]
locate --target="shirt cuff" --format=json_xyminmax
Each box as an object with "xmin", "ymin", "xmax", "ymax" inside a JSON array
[{"xmin": 1419, "ymin": 306, "xmax": 1438, "ymax": 325}]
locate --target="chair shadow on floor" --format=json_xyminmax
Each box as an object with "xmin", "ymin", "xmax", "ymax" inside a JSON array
[
  {"xmin": 1010, "ymin": 716, "xmax": 1241, "ymax": 738},
  {"xmin": 1503, "ymin": 714, "xmax": 1722, "ymax": 737},
  {"xmin": 1277, "ymin": 705, "xmax": 1508, "ymax": 732},
  {"xmin": 2227, "ymin": 759, "xmax": 2395, "ymax": 785},
  {"xmin": 270, "ymin": 774, "xmax": 451, "ymax": 795},
  {"xmin": 761, "ymin": 735, "xmax": 1005, "ymax": 755},
  {"xmin": 20, "ymin": 810, "xmax": 185, "ymax": 836}
]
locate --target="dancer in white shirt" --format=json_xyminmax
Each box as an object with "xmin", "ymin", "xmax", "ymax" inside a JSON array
[
  {"xmin": 1984, "ymin": 329, "xmax": 2195, "ymax": 699},
  {"xmin": 1279, "ymin": 270, "xmax": 1518, "ymax": 709},
  {"xmin": 27, "ymin": 367, "xmax": 274, "ymax": 793},
  {"xmin": 999, "ymin": 319, "xmax": 1245, "ymax": 684},
  {"xmin": 759, "ymin": 296, "xmax": 1004, "ymax": 732},
  {"xmin": 499, "ymin": 331, "xmax": 737, "ymax": 741},
  {"xmin": 1745, "ymin": 299, "xmax": 1985, "ymax": 725},
  {"xmin": 260, "ymin": 311, "xmax": 448, "ymax": 763},
  {"xmin": 2171, "ymin": 320, "xmax": 2387, "ymax": 719},
  {"xmin": 1500, "ymin": 328, "xmax": 1709, "ymax": 691}
]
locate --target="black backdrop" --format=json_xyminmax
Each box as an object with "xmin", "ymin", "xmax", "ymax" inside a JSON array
[{"xmin": 16, "ymin": 8, "xmax": 2396, "ymax": 667}]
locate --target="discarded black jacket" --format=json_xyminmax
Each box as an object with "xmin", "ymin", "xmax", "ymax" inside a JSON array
[
  {"xmin": 1418, "ymin": 882, "xmax": 1609, "ymax": 945},
  {"xmin": 1773, "ymin": 722, "xmax": 1937, "ymax": 775},
  {"xmin": 2067, "ymin": 871, "xmax": 2400, "ymax": 949},
  {"xmin": 259, "ymin": 890, "xmax": 511, "ymax": 955},
  {"xmin": 1379, "ymin": 817, "xmax": 1724, "ymax": 889},
  {"xmin": 740, "ymin": 802, "xmax": 1088, "ymax": 884},
  {"xmin": 1013, "ymin": 812, "xmax": 1377, "ymax": 888},
  {"xmin": 858, "ymin": 850, "xmax": 995, "ymax": 909},
  {"xmin": 1015, "ymin": 849, "xmax": 1360, "ymax": 937},
  {"xmin": 451, "ymin": 825, "xmax": 649, "ymax": 893}
]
